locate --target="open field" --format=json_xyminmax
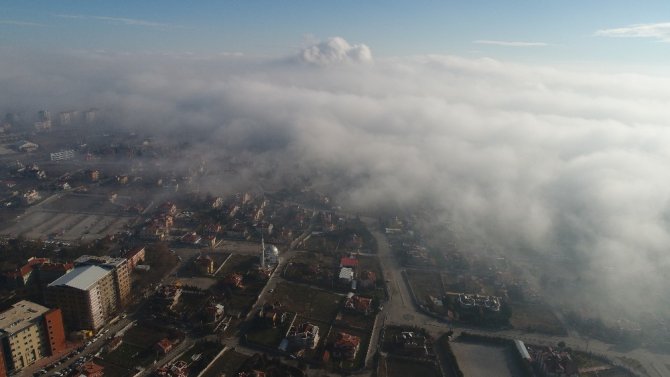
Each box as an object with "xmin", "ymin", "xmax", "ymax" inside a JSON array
[
  {"xmin": 450, "ymin": 341, "xmax": 522, "ymax": 377},
  {"xmin": 405, "ymin": 268, "xmax": 444, "ymax": 306},
  {"xmin": 0, "ymin": 192, "xmax": 136, "ymax": 240},
  {"xmin": 200, "ymin": 350, "xmax": 249, "ymax": 377},
  {"xmin": 215, "ymin": 254, "xmax": 259, "ymax": 277},
  {"xmin": 509, "ymin": 301, "xmax": 567, "ymax": 335},
  {"xmin": 384, "ymin": 357, "xmax": 440, "ymax": 377},
  {"xmin": 267, "ymin": 281, "xmax": 343, "ymax": 323}
]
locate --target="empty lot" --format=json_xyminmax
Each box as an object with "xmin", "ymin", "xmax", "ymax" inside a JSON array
[
  {"xmin": 0, "ymin": 192, "xmax": 136, "ymax": 241},
  {"xmin": 450, "ymin": 341, "xmax": 522, "ymax": 377}
]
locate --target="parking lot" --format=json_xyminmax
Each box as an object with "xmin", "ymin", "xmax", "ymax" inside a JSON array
[{"xmin": 1, "ymin": 192, "xmax": 137, "ymax": 241}]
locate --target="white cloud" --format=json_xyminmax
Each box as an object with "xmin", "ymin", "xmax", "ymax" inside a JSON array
[
  {"xmin": 474, "ymin": 39, "xmax": 547, "ymax": 47},
  {"xmin": 0, "ymin": 19, "xmax": 43, "ymax": 27},
  {"xmin": 54, "ymin": 14, "xmax": 174, "ymax": 29},
  {"xmin": 595, "ymin": 22, "xmax": 670, "ymax": 41},
  {"xmin": 298, "ymin": 37, "xmax": 373, "ymax": 65},
  {"xmin": 2, "ymin": 42, "xmax": 670, "ymax": 320}
]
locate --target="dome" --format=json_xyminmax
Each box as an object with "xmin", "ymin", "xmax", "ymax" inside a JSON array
[{"xmin": 265, "ymin": 245, "xmax": 279, "ymax": 256}]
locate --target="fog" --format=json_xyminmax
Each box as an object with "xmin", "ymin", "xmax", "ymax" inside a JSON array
[{"xmin": 3, "ymin": 38, "xmax": 670, "ymax": 321}]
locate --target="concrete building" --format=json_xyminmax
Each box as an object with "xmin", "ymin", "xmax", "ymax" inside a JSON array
[
  {"xmin": 50, "ymin": 149, "xmax": 75, "ymax": 161},
  {"xmin": 0, "ymin": 301, "xmax": 66, "ymax": 376},
  {"xmin": 46, "ymin": 265, "xmax": 117, "ymax": 331},
  {"xmin": 125, "ymin": 246, "xmax": 146, "ymax": 269},
  {"xmin": 74, "ymin": 255, "xmax": 131, "ymax": 307}
]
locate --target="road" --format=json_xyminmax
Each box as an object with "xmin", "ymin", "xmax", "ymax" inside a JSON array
[{"xmin": 363, "ymin": 217, "xmax": 670, "ymax": 377}]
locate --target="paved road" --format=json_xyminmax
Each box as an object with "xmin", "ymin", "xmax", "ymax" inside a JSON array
[{"xmin": 364, "ymin": 216, "xmax": 670, "ymax": 377}]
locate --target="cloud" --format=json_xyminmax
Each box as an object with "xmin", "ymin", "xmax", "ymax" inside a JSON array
[
  {"xmin": 595, "ymin": 22, "xmax": 670, "ymax": 41},
  {"xmin": 54, "ymin": 14, "xmax": 174, "ymax": 29},
  {"xmin": 2, "ymin": 39, "xmax": 670, "ymax": 324},
  {"xmin": 0, "ymin": 19, "xmax": 43, "ymax": 27},
  {"xmin": 298, "ymin": 37, "xmax": 373, "ymax": 65},
  {"xmin": 474, "ymin": 39, "xmax": 548, "ymax": 47}
]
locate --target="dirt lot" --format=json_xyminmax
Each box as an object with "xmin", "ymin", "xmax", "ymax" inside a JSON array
[
  {"xmin": 1, "ymin": 192, "xmax": 136, "ymax": 241},
  {"xmin": 509, "ymin": 301, "xmax": 567, "ymax": 335},
  {"xmin": 383, "ymin": 357, "xmax": 440, "ymax": 377},
  {"xmin": 266, "ymin": 281, "xmax": 343, "ymax": 323},
  {"xmin": 450, "ymin": 341, "xmax": 522, "ymax": 377},
  {"xmin": 405, "ymin": 268, "xmax": 444, "ymax": 306}
]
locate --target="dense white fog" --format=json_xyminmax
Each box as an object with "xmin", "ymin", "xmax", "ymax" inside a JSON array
[{"xmin": 3, "ymin": 37, "xmax": 670, "ymax": 318}]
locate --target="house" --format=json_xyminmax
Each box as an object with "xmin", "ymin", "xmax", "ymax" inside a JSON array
[
  {"xmin": 344, "ymin": 294, "xmax": 373, "ymax": 315},
  {"xmin": 79, "ymin": 361, "xmax": 104, "ymax": 377},
  {"xmin": 332, "ymin": 332, "xmax": 361, "ymax": 361},
  {"xmin": 205, "ymin": 303, "xmax": 225, "ymax": 323},
  {"xmin": 155, "ymin": 338, "xmax": 173, "ymax": 355},
  {"xmin": 3, "ymin": 257, "xmax": 50, "ymax": 287},
  {"xmin": 287, "ymin": 322, "xmax": 320, "ymax": 349},
  {"xmin": 340, "ymin": 257, "xmax": 359, "ymax": 269},
  {"xmin": 338, "ymin": 267, "xmax": 354, "ymax": 283},
  {"xmin": 224, "ymin": 273, "xmax": 244, "ymax": 288},
  {"xmin": 155, "ymin": 285, "xmax": 182, "ymax": 310},
  {"xmin": 194, "ymin": 254, "xmax": 214, "ymax": 275},
  {"xmin": 159, "ymin": 201, "xmax": 178, "ymax": 215},
  {"xmin": 395, "ymin": 331, "xmax": 428, "ymax": 353},
  {"xmin": 116, "ymin": 175, "xmax": 129, "ymax": 184},
  {"xmin": 17, "ymin": 141, "xmax": 39, "ymax": 152},
  {"xmin": 87, "ymin": 169, "xmax": 100, "ymax": 182},
  {"xmin": 204, "ymin": 234, "xmax": 217, "ymax": 248},
  {"xmin": 125, "ymin": 246, "xmax": 146, "ymax": 269},
  {"xmin": 21, "ymin": 189, "xmax": 41, "ymax": 205},
  {"xmin": 181, "ymin": 232, "xmax": 201, "ymax": 245},
  {"xmin": 358, "ymin": 270, "xmax": 377, "ymax": 289},
  {"xmin": 210, "ymin": 197, "xmax": 224, "ymax": 209},
  {"xmin": 141, "ymin": 224, "xmax": 166, "ymax": 240}
]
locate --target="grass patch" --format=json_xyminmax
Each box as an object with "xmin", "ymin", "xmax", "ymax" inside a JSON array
[
  {"xmin": 216, "ymin": 254, "xmax": 258, "ymax": 276},
  {"xmin": 509, "ymin": 302, "xmax": 567, "ymax": 335},
  {"xmin": 386, "ymin": 357, "xmax": 440, "ymax": 377},
  {"xmin": 405, "ymin": 269, "xmax": 444, "ymax": 307},
  {"xmin": 200, "ymin": 350, "xmax": 249, "ymax": 377},
  {"xmin": 268, "ymin": 281, "xmax": 342, "ymax": 323},
  {"xmin": 122, "ymin": 324, "xmax": 169, "ymax": 348},
  {"xmin": 104, "ymin": 343, "xmax": 155, "ymax": 369}
]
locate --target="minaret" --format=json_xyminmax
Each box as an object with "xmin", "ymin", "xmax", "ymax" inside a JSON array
[{"xmin": 261, "ymin": 233, "xmax": 266, "ymax": 268}]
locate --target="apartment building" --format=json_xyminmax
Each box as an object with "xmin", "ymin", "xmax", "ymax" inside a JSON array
[
  {"xmin": 74, "ymin": 255, "xmax": 131, "ymax": 306},
  {"xmin": 46, "ymin": 265, "xmax": 117, "ymax": 331},
  {"xmin": 0, "ymin": 301, "xmax": 66, "ymax": 377}
]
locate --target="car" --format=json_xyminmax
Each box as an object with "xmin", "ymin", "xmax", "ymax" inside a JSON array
[{"xmin": 268, "ymin": 288, "xmax": 274, "ymax": 293}]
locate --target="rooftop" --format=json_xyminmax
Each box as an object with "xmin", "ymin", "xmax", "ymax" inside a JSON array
[
  {"xmin": 74, "ymin": 255, "xmax": 127, "ymax": 269},
  {"xmin": 0, "ymin": 300, "xmax": 49, "ymax": 335},
  {"xmin": 48, "ymin": 265, "xmax": 111, "ymax": 291}
]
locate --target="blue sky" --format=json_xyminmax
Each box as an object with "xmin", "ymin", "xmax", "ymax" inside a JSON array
[{"xmin": 2, "ymin": 1, "xmax": 670, "ymax": 66}]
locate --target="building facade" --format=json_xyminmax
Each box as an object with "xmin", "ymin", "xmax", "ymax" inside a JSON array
[
  {"xmin": 74, "ymin": 255, "xmax": 131, "ymax": 307},
  {"xmin": 46, "ymin": 265, "xmax": 118, "ymax": 331},
  {"xmin": 0, "ymin": 301, "xmax": 66, "ymax": 376}
]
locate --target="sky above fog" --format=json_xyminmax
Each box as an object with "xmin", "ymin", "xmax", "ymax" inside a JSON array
[
  {"xmin": 3, "ymin": 1, "xmax": 670, "ymax": 67},
  {"xmin": 3, "ymin": 0, "xmax": 670, "ymax": 318}
]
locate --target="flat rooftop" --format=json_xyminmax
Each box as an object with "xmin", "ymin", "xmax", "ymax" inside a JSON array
[
  {"xmin": 0, "ymin": 300, "xmax": 49, "ymax": 335},
  {"xmin": 48, "ymin": 264, "xmax": 111, "ymax": 291},
  {"xmin": 74, "ymin": 255, "xmax": 127, "ymax": 269}
]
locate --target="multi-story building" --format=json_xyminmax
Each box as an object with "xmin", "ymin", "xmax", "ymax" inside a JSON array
[
  {"xmin": 74, "ymin": 255, "xmax": 131, "ymax": 306},
  {"xmin": 0, "ymin": 300, "xmax": 66, "ymax": 377},
  {"xmin": 46, "ymin": 265, "xmax": 117, "ymax": 331}
]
